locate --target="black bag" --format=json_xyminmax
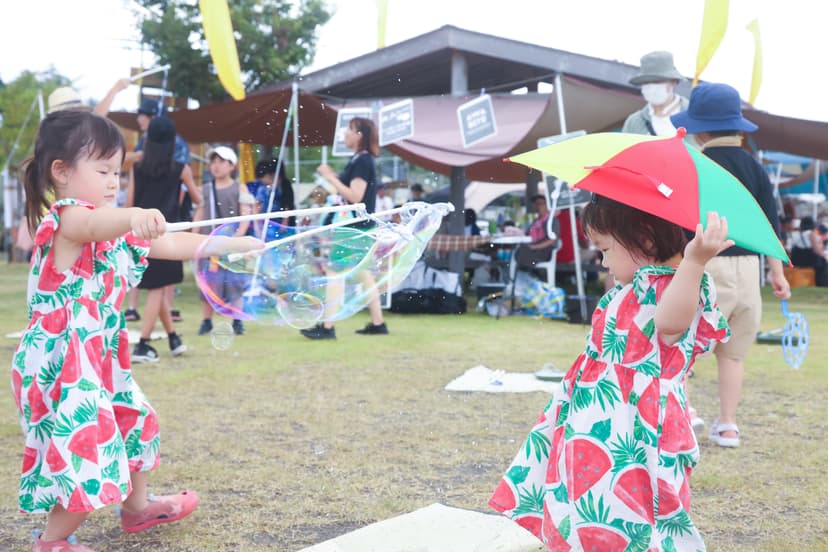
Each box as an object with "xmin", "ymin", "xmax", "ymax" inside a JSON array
[
  {"xmin": 565, "ymin": 295, "xmax": 598, "ymax": 324},
  {"xmin": 390, "ymin": 288, "xmax": 467, "ymax": 314}
]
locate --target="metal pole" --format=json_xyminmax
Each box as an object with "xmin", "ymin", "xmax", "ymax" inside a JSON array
[
  {"xmin": 292, "ymin": 81, "xmax": 300, "ymax": 188},
  {"xmin": 37, "ymin": 90, "xmax": 45, "ymax": 121},
  {"xmin": 554, "ymin": 73, "xmax": 587, "ymax": 322},
  {"xmin": 814, "ymin": 160, "xmax": 821, "ymax": 221}
]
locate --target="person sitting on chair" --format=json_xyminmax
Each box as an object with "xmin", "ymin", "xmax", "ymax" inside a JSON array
[
  {"xmin": 516, "ymin": 194, "xmax": 559, "ymax": 278},
  {"xmin": 790, "ymin": 216, "xmax": 828, "ymax": 286}
]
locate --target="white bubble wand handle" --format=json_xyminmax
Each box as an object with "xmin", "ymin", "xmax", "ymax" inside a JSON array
[
  {"xmin": 130, "ymin": 65, "xmax": 172, "ymax": 82},
  {"xmin": 166, "ymin": 203, "xmax": 365, "ymax": 233}
]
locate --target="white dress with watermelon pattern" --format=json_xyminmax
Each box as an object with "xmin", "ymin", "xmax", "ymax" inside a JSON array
[
  {"xmin": 11, "ymin": 199, "xmax": 161, "ymax": 514},
  {"xmin": 490, "ymin": 265, "xmax": 729, "ymax": 552}
]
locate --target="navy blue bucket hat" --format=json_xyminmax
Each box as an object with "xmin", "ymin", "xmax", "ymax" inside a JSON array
[{"xmin": 670, "ymin": 83, "xmax": 758, "ymax": 133}]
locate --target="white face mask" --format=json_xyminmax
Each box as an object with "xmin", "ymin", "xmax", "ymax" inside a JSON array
[{"xmin": 641, "ymin": 82, "xmax": 673, "ymax": 107}]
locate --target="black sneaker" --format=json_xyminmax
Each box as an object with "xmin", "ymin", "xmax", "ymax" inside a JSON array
[
  {"xmin": 124, "ymin": 308, "xmax": 140, "ymax": 322},
  {"xmin": 132, "ymin": 340, "xmax": 159, "ymax": 363},
  {"xmin": 355, "ymin": 322, "xmax": 389, "ymax": 335},
  {"xmin": 198, "ymin": 319, "xmax": 213, "ymax": 336},
  {"xmin": 300, "ymin": 324, "xmax": 336, "ymax": 340},
  {"xmin": 170, "ymin": 309, "xmax": 183, "ymax": 323},
  {"xmin": 232, "ymin": 319, "xmax": 245, "ymax": 335},
  {"xmin": 168, "ymin": 332, "xmax": 187, "ymax": 356}
]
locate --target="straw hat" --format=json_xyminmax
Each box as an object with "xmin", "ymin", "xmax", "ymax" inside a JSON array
[{"xmin": 47, "ymin": 87, "xmax": 84, "ymax": 113}]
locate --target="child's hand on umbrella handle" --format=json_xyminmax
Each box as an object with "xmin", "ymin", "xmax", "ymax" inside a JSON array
[{"xmin": 685, "ymin": 212, "xmax": 734, "ymax": 265}]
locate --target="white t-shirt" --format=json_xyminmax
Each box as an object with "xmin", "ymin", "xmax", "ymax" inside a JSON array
[{"xmin": 648, "ymin": 96, "xmax": 682, "ymax": 137}]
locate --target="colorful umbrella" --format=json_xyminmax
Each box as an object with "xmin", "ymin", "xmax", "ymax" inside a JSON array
[{"xmin": 508, "ymin": 128, "xmax": 789, "ymax": 262}]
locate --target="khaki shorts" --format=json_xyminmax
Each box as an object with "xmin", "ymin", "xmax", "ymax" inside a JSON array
[{"xmin": 705, "ymin": 256, "xmax": 762, "ymax": 360}]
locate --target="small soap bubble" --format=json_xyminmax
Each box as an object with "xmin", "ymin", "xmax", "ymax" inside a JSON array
[{"xmin": 211, "ymin": 321, "xmax": 235, "ymax": 351}]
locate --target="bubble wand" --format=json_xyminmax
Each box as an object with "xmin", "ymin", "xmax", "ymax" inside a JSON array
[
  {"xmin": 165, "ymin": 203, "xmax": 365, "ymax": 233},
  {"xmin": 226, "ymin": 201, "xmax": 452, "ymax": 262}
]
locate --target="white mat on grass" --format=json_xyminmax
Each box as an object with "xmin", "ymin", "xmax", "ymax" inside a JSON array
[
  {"xmin": 126, "ymin": 329, "xmax": 166, "ymax": 344},
  {"xmin": 445, "ymin": 365, "xmax": 558, "ymax": 394},
  {"xmin": 299, "ymin": 503, "xmax": 543, "ymax": 552}
]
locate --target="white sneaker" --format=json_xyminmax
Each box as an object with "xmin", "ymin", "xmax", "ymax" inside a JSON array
[{"xmin": 688, "ymin": 407, "xmax": 705, "ymax": 432}]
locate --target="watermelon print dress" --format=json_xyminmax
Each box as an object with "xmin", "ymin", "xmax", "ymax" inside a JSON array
[
  {"xmin": 11, "ymin": 199, "xmax": 161, "ymax": 514},
  {"xmin": 490, "ymin": 265, "xmax": 729, "ymax": 552}
]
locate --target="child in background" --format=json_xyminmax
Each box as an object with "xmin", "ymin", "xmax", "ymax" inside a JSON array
[
  {"xmin": 13, "ymin": 111, "xmax": 261, "ymax": 552},
  {"xmin": 490, "ymin": 195, "xmax": 732, "ymax": 551},
  {"xmin": 192, "ymin": 146, "xmax": 255, "ymax": 336}
]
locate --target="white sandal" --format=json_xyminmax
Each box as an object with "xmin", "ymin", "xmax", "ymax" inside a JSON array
[{"xmin": 709, "ymin": 420, "xmax": 740, "ymax": 448}]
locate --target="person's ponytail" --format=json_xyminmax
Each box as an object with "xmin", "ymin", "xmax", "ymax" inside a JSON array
[{"xmin": 22, "ymin": 156, "xmax": 50, "ymax": 237}]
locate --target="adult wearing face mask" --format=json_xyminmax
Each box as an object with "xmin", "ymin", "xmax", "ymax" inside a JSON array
[{"xmin": 622, "ymin": 51, "xmax": 688, "ymax": 136}]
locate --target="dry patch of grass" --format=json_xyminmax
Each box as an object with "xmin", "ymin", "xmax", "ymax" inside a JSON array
[{"xmin": 0, "ymin": 262, "xmax": 826, "ymax": 551}]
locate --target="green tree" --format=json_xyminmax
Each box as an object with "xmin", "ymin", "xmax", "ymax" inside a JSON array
[
  {"xmin": 135, "ymin": 0, "xmax": 332, "ymax": 104},
  {"xmin": 0, "ymin": 70, "xmax": 71, "ymax": 169}
]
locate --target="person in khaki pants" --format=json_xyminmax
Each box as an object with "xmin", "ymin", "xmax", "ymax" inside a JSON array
[{"xmin": 671, "ymin": 83, "xmax": 791, "ymax": 447}]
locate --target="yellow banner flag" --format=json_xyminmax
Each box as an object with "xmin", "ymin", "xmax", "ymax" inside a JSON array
[
  {"xmin": 375, "ymin": 0, "xmax": 388, "ymax": 49},
  {"xmin": 238, "ymin": 143, "xmax": 256, "ymax": 185},
  {"xmin": 693, "ymin": 0, "xmax": 729, "ymax": 86},
  {"xmin": 199, "ymin": 0, "xmax": 245, "ymax": 100},
  {"xmin": 746, "ymin": 18, "xmax": 763, "ymax": 105}
]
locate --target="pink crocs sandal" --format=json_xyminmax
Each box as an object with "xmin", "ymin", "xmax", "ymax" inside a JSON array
[
  {"xmin": 709, "ymin": 420, "xmax": 740, "ymax": 448},
  {"xmin": 32, "ymin": 535, "xmax": 95, "ymax": 552},
  {"xmin": 120, "ymin": 490, "xmax": 199, "ymax": 534}
]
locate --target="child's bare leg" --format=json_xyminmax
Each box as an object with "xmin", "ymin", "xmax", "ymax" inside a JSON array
[
  {"xmin": 158, "ymin": 286, "xmax": 175, "ymax": 334},
  {"xmin": 140, "ymin": 288, "xmax": 164, "ymax": 339},
  {"xmin": 129, "ymin": 288, "xmax": 139, "ymax": 310},
  {"xmin": 41, "ymin": 504, "xmax": 87, "ymax": 541},
  {"xmin": 122, "ymin": 471, "xmax": 149, "ymax": 513}
]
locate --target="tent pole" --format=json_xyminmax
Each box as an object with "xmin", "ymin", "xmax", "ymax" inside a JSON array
[
  {"xmin": 814, "ymin": 160, "xmax": 821, "ymax": 221},
  {"xmin": 292, "ymin": 81, "xmax": 300, "ymax": 189},
  {"xmin": 555, "ymin": 73, "xmax": 587, "ymax": 322}
]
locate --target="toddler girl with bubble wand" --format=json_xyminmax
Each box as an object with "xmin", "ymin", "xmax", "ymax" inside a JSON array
[
  {"xmin": 12, "ymin": 110, "xmax": 262, "ymax": 552},
  {"xmin": 490, "ymin": 195, "xmax": 732, "ymax": 551}
]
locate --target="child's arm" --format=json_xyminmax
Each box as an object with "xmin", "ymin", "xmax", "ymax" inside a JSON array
[
  {"xmin": 93, "ymin": 78, "xmax": 130, "ymax": 116},
  {"xmin": 147, "ymin": 231, "xmax": 263, "ymax": 261},
  {"xmin": 58, "ymin": 204, "xmax": 166, "ymax": 244},
  {"xmin": 182, "ymin": 166, "xmax": 203, "ymax": 208},
  {"xmin": 655, "ymin": 212, "xmax": 733, "ymax": 344}
]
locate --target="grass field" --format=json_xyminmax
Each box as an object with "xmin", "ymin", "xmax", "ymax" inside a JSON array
[{"xmin": 0, "ymin": 261, "xmax": 826, "ymax": 551}]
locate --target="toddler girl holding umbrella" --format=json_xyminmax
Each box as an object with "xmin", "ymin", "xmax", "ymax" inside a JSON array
[{"xmin": 490, "ymin": 196, "xmax": 731, "ymax": 551}]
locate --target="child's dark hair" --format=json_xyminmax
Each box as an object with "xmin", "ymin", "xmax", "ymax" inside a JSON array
[
  {"xmin": 22, "ymin": 110, "xmax": 124, "ymax": 234},
  {"xmin": 581, "ymin": 194, "xmax": 687, "ymax": 262},
  {"xmin": 255, "ymin": 158, "xmax": 278, "ymax": 178},
  {"xmin": 349, "ymin": 117, "xmax": 380, "ymax": 157}
]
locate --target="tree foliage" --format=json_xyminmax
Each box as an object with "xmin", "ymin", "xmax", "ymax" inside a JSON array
[
  {"xmin": 135, "ymin": 0, "xmax": 332, "ymax": 104},
  {"xmin": 0, "ymin": 70, "xmax": 71, "ymax": 169}
]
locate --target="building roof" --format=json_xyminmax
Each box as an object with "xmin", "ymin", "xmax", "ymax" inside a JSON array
[
  {"xmin": 109, "ymin": 24, "xmax": 828, "ymax": 170},
  {"xmin": 266, "ymin": 24, "xmax": 646, "ymax": 98}
]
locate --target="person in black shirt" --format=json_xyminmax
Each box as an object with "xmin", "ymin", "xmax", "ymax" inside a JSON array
[
  {"xmin": 301, "ymin": 117, "xmax": 388, "ymax": 339},
  {"xmin": 672, "ymin": 83, "xmax": 790, "ymax": 448}
]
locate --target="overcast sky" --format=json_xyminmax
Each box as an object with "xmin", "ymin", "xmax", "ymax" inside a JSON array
[{"xmin": 0, "ymin": 0, "xmax": 823, "ymax": 121}]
